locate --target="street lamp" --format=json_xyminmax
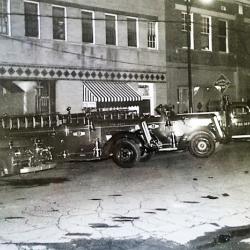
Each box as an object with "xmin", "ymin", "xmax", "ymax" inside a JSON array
[{"xmin": 185, "ymin": 0, "xmax": 213, "ymax": 113}]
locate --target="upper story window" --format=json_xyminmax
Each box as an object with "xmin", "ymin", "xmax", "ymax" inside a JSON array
[
  {"xmin": 105, "ymin": 14, "xmax": 117, "ymax": 45},
  {"xmin": 24, "ymin": 1, "xmax": 39, "ymax": 38},
  {"xmin": 218, "ymin": 20, "xmax": 228, "ymax": 53},
  {"xmin": 127, "ymin": 17, "xmax": 138, "ymax": 47},
  {"xmin": 52, "ymin": 6, "xmax": 66, "ymax": 40},
  {"xmin": 0, "ymin": 0, "xmax": 9, "ymax": 35},
  {"xmin": 181, "ymin": 12, "xmax": 194, "ymax": 49},
  {"xmin": 201, "ymin": 15, "xmax": 212, "ymax": 51},
  {"xmin": 148, "ymin": 22, "xmax": 158, "ymax": 49},
  {"xmin": 82, "ymin": 10, "xmax": 94, "ymax": 43}
]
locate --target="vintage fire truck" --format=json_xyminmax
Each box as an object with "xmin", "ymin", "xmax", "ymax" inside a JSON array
[{"xmin": 0, "ymin": 105, "xmax": 225, "ymax": 177}]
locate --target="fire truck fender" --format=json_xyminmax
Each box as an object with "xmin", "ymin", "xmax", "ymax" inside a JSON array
[{"xmin": 102, "ymin": 132, "xmax": 143, "ymax": 156}]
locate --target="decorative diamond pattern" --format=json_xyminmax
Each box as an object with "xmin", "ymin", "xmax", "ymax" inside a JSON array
[
  {"xmin": 41, "ymin": 69, "xmax": 48, "ymax": 76},
  {"xmin": 25, "ymin": 69, "xmax": 31, "ymax": 76},
  {"xmin": 78, "ymin": 71, "xmax": 83, "ymax": 78},
  {"xmin": 85, "ymin": 71, "xmax": 90, "ymax": 78},
  {"xmin": 17, "ymin": 68, "xmax": 24, "ymax": 76},
  {"xmin": 8, "ymin": 68, "xmax": 15, "ymax": 75},
  {"xmin": 64, "ymin": 71, "xmax": 70, "ymax": 77},
  {"xmin": 98, "ymin": 72, "xmax": 103, "ymax": 78},
  {"xmin": 0, "ymin": 67, "xmax": 6, "ymax": 75},
  {"xmin": 104, "ymin": 72, "xmax": 109, "ymax": 79},
  {"xmin": 49, "ymin": 70, "xmax": 55, "ymax": 77},
  {"xmin": 56, "ymin": 70, "xmax": 62, "ymax": 77},
  {"xmin": 0, "ymin": 65, "xmax": 165, "ymax": 83},
  {"xmin": 33, "ymin": 69, "xmax": 40, "ymax": 76}
]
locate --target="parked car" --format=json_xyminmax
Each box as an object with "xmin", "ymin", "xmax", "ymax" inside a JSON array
[
  {"xmin": 144, "ymin": 104, "xmax": 224, "ymax": 158},
  {"xmin": 221, "ymin": 99, "xmax": 250, "ymax": 141}
]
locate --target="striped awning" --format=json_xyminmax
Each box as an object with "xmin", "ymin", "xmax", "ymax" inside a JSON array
[{"xmin": 83, "ymin": 81, "xmax": 141, "ymax": 103}]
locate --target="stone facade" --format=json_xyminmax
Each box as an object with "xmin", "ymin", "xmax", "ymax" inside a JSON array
[{"xmin": 0, "ymin": 0, "xmax": 167, "ymax": 115}]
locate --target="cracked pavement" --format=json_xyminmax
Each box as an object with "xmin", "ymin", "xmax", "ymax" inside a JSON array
[{"xmin": 0, "ymin": 141, "xmax": 250, "ymax": 249}]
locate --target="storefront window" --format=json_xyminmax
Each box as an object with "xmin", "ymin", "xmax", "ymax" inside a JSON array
[{"xmin": 138, "ymin": 83, "xmax": 154, "ymax": 115}]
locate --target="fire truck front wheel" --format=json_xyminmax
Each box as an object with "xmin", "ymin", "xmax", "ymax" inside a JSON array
[
  {"xmin": 189, "ymin": 132, "xmax": 215, "ymax": 158},
  {"xmin": 113, "ymin": 139, "xmax": 141, "ymax": 168}
]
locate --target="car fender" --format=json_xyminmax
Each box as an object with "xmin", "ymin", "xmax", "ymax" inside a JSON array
[{"xmin": 187, "ymin": 128, "xmax": 216, "ymax": 141}]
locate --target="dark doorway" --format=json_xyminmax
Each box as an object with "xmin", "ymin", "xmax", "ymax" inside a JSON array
[
  {"xmin": 36, "ymin": 81, "xmax": 55, "ymax": 114},
  {"xmin": 140, "ymin": 99, "xmax": 151, "ymax": 115}
]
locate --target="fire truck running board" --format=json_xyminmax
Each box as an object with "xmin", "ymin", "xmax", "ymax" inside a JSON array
[
  {"xmin": 20, "ymin": 163, "xmax": 56, "ymax": 174},
  {"xmin": 159, "ymin": 147, "xmax": 178, "ymax": 152}
]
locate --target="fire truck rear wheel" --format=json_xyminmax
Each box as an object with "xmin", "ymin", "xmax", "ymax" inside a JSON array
[
  {"xmin": 189, "ymin": 132, "xmax": 215, "ymax": 158},
  {"xmin": 113, "ymin": 139, "xmax": 141, "ymax": 168}
]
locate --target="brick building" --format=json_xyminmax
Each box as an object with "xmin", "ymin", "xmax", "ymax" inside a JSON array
[
  {"xmin": 1, "ymin": 0, "xmax": 250, "ymax": 116},
  {"xmin": 165, "ymin": 0, "xmax": 250, "ymax": 113},
  {"xmin": 0, "ymin": 0, "xmax": 166, "ymax": 115}
]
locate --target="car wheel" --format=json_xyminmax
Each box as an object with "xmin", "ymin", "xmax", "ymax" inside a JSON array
[
  {"xmin": 113, "ymin": 139, "xmax": 141, "ymax": 168},
  {"xmin": 189, "ymin": 132, "xmax": 215, "ymax": 158}
]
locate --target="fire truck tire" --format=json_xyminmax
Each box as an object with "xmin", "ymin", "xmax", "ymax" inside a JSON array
[
  {"xmin": 113, "ymin": 139, "xmax": 141, "ymax": 168},
  {"xmin": 189, "ymin": 132, "xmax": 215, "ymax": 158}
]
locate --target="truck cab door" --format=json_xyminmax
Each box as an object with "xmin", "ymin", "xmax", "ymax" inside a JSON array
[{"xmin": 230, "ymin": 106, "xmax": 250, "ymax": 139}]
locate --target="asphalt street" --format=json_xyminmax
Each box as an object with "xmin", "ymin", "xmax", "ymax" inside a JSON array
[{"xmin": 0, "ymin": 141, "xmax": 250, "ymax": 249}]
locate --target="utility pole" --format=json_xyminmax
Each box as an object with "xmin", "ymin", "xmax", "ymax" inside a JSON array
[{"xmin": 186, "ymin": 0, "xmax": 193, "ymax": 113}]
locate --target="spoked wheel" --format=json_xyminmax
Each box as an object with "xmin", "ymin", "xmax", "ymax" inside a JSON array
[
  {"xmin": 113, "ymin": 139, "xmax": 141, "ymax": 168},
  {"xmin": 189, "ymin": 132, "xmax": 215, "ymax": 158}
]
